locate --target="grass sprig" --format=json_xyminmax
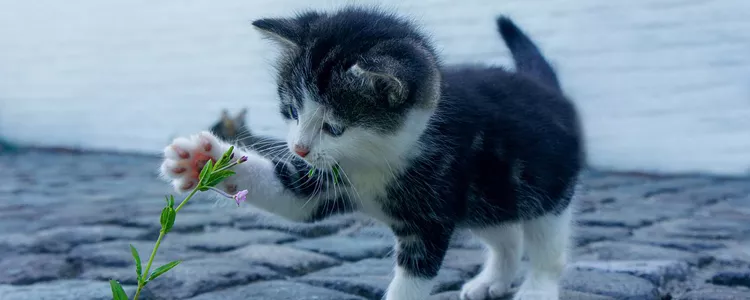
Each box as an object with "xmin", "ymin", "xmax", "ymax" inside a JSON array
[{"xmin": 109, "ymin": 146, "xmax": 247, "ymax": 300}]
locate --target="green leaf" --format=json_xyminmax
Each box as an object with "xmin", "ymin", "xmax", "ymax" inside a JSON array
[
  {"xmin": 199, "ymin": 159, "xmax": 214, "ymax": 186},
  {"xmin": 147, "ymin": 260, "xmax": 182, "ymax": 282},
  {"xmin": 215, "ymin": 146, "xmax": 234, "ymax": 169},
  {"xmin": 204, "ymin": 170, "xmax": 236, "ymax": 187},
  {"xmin": 307, "ymin": 168, "xmax": 316, "ymax": 178},
  {"xmin": 161, "ymin": 207, "xmax": 176, "ymax": 233},
  {"xmin": 109, "ymin": 280, "xmax": 128, "ymax": 300},
  {"xmin": 159, "ymin": 206, "xmax": 170, "ymax": 229},
  {"xmin": 168, "ymin": 195, "xmax": 175, "ymax": 208},
  {"xmin": 129, "ymin": 244, "xmax": 142, "ymax": 282}
]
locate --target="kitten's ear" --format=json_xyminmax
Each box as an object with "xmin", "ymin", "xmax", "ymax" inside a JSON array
[
  {"xmin": 348, "ymin": 59, "xmax": 408, "ymax": 107},
  {"xmin": 221, "ymin": 109, "xmax": 231, "ymax": 121},
  {"xmin": 252, "ymin": 18, "xmax": 301, "ymax": 48},
  {"xmin": 252, "ymin": 12, "xmax": 324, "ymax": 49},
  {"xmin": 236, "ymin": 108, "xmax": 248, "ymax": 120}
]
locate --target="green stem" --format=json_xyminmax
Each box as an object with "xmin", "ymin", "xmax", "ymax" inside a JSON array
[
  {"xmin": 132, "ymin": 230, "xmax": 164, "ymax": 300},
  {"xmin": 132, "ymin": 186, "xmax": 199, "ymax": 300},
  {"xmin": 175, "ymin": 187, "xmax": 200, "ymax": 213}
]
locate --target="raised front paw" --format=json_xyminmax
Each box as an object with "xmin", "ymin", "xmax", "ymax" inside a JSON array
[{"xmin": 160, "ymin": 131, "xmax": 235, "ymax": 193}]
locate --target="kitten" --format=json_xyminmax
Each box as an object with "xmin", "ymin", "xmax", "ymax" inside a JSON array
[{"xmin": 160, "ymin": 7, "xmax": 582, "ymax": 300}]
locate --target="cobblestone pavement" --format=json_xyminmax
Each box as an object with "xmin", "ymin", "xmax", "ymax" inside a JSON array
[{"xmin": 1, "ymin": 150, "xmax": 750, "ymax": 300}]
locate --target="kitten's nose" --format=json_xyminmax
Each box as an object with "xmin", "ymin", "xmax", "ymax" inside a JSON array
[{"xmin": 293, "ymin": 144, "xmax": 310, "ymax": 158}]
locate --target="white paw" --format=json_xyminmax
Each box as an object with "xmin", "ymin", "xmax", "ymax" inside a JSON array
[
  {"xmin": 512, "ymin": 282, "xmax": 558, "ymax": 300},
  {"xmin": 460, "ymin": 271, "xmax": 513, "ymax": 300},
  {"xmin": 160, "ymin": 131, "xmax": 238, "ymax": 193}
]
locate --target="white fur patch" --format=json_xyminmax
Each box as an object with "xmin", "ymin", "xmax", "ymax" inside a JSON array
[{"xmin": 385, "ymin": 266, "xmax": 434, "ymax": 300}]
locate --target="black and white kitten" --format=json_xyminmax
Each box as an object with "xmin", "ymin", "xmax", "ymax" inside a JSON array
[{"xmin": 160, "ymin": 7, "xmax": 582, "ymax": 300}]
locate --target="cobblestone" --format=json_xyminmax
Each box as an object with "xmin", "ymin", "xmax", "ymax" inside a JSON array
[{"xmin": 1, "ymin": 150, "xmax": 749, "ymax": 299}]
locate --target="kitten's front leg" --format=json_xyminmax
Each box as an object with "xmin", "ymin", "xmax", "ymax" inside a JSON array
[
  {"xmin": 160, "ymin": 131, "xmax": 327, "ymax": 222},
  {"xmin": 385, "ymin": 225, "xmax": 454, "ymax": 300}
]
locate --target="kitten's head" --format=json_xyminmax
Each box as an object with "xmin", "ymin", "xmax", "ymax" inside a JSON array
[
  {"xmin": 210, "ymin": 108, "xmax": 249, "ymax": 143},
  {"xmin": 252, "ymin": 7, "xmax": 441, "ymax": 169}
]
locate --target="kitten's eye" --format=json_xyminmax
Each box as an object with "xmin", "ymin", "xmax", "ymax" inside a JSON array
[
  {"xmin": 287, "ymin": 105, "xmax": 298, "ymax": 121},
  {"xmin": 322, "ymin": 123, "xmax": 345, "ymax": 137}
]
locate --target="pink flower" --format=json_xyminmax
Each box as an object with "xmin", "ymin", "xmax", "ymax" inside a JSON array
[
  {"xmin": 233, "ymin": 190, "xmax": 248, "ymax": 206},
  {"xmin": 239, "ymin": 156, "xmax": 248, "ymax": 163}
]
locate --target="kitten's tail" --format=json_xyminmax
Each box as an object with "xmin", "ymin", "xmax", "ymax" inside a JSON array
[{"xmin": 496, "ymin": 16, "xmax": 561, "ymax": 92}]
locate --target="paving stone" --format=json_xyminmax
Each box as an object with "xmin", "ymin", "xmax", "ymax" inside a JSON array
[
  {"xmin": 577, "ymin": 201, "xmax": 692, "ymax": 229},
  {"xmin": 634, "ymin": 217, "xmax": 750, "ymax": 242},
  {"xmin": 126, "ymin": 212, "xmax": 234, "ymax": 233},
  {"xmin": 561, "ymin": 290, "xmax": 617, "ymax": 300},
  {"xmin": 0, "ymin": 254, "xmax": 77, "ymax": 284},
  {"xmin": 708, "ymin": 270, "xmax": 750, "ymax": 289},
  {"xmin": 0, "ymin": 233, "xmax": 36, "ymax": 255},
  {"xmin": 441, "ymin": 248, "xmax": 485, "ymax": 276},
  {"xmin": 78, "ymin": 266, "xmax": 140, "ymax": 286},
  {"xmin": 297, "ymin": 276, "xmax": 390, "ymax": 300},
  {"xmin": 0, "ymin": 279, "xmax": 138, "ymax": 300},
  {"xmin": 573, "ymin": 260, "xmax": 691, "ymax": 285},
  {"xmin": 223, "ymin": 244, "xmax": 340, "ymax": 275},
  {"xmin": 300, "ymin": 257, "xmax": 465, "ymax": 297},
  {"xmin": 576, "ymin": 241, "xmax": 706, "ymax": 265},
  {"xmin": 142, "ymin": 257, "xmax": 282, "ymax": 300},
  {"xmin": 171, "ymin": 228, "xmax": 298, "ymax": 252},
  {"xmin": 186, "ymin": 280, "xmax": 367, "ymax": 300},
  {"xmin": 676, "ymin": 284, "xmax": 750, "ymax": 300},
  {"xmin": 68, "ymin": 240, "xmax": 203, "ymax": 268},
  {"xmin": 234, "ymin": 210, "xmax": 358, "ymax": 238},
  {"xmin": 289, "ymin": 235, "xmax": 393, "ymax": 261},
  {"xmin": 575, "ymin": 225, "xmax": 632, "ymax": 247},
  {"xmin": 31, "ymin": 225, "xmax": 148, "ymax": 253},
  {"xmin": 562, "ymin": 269, "xmax": 660, "ymax": 300}
]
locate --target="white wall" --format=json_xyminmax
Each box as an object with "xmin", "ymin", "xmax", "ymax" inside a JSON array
[{"xmin": 1, "ymin": 0, "xmax": 749, "ymax": 175}]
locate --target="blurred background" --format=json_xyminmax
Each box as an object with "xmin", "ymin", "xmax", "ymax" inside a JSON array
[{"xmin": 1, "ymin": 0, "xmax": 749, "ymax": 175}]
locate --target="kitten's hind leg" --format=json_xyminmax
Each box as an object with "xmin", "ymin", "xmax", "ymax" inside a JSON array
[
  {"xmin": 460, "ymin": 223, "xmax": 522, "ymax": 300},
  {"xmin": 513, "ymin": 207, "xmax": 572, "ymax": 300}
]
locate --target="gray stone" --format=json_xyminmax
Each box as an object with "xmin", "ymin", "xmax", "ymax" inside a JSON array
[
  {"xmin": 223, "ymin": 244, "xmax": 340, "ymax": 275},
  {"xmin": 576, "ymin": 241, "xmax": 705, "ymax": 265},
  {"xmin": 289, "ymin": 235, "xmax": 393, "ymax": 261},
  {"xmin": 572, "ymin": 260, "xmax": 691, "ymax": 285},
  {"xmin": 634, "ymin": 217, "xmax": 750, "ymax": 241},
  {"xmin": 562, "ymin": 269, "xmax": 659, "ymax": 300},
  {"xmin": 307, "ymin": 258, "xmax": 392, "ymax": 277},
  {"xmin": 126, "ymin": 212, "xmax": 234, "ymax": 232},
  {"xmin": 233, "ymin": 210, "xmax": 356, "ymax": 237},
  {"xmin": 296, "ymin": 276, "xmax": 389, "ymax": 300},
  {"xmin": 31, "ymin": 225, "xmax": 148, "ymax": 253},
  {"xmin": 142, "ymin": 257, "xmax": 282, "ymax": 300},
  {"xmin": 68, "ymin": 240, "xmax": 203, "ymax": 268},
  {"xmin": 171, "ymin": 228, "xmax": 297, "ymax": 252},
  {"xmin": 677, "ymin": 284, "xmax": 750, "ymax": 300},
  {"xmin": 186, "ymin": 280, "xmax": 367, "ymax": 300},
  {"xmin": 0, "ymin": 279, "xmax": 137, "ymax": 300},
  {"xmin": 78, "ymin": 266, "xmax": 140, "ymax": 285},
  {"xmin": 0, "ymin": 233, "xmax": 36, "ymax": 255},
  {"xmin": 301, "ymin": 257, "xmax": 465, "ymax": 296},
  {"xmin": 561, "ymin": 290, "xmax": 616, "ymax": 300},
  {"xmin": 577, "ymin": 202, "xmax": 692, "ymax": 229},
  {"xmin": 709, "ymin": 271, "xmax": 750, "ymax": 288},
  {"xmin": 427, "ymin": 291, "xmax": 460, "ymax": 300},
  {"xmin": 441, "ymin": 248, "xmax": 485, "ymax": 276},
  {"xmin": 0, "ymin": 254, "xmax": 76, "ymax": 284},
  {"xmin": 575, "ymin": 226, "xmax": 632, "ymax": 247}
]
